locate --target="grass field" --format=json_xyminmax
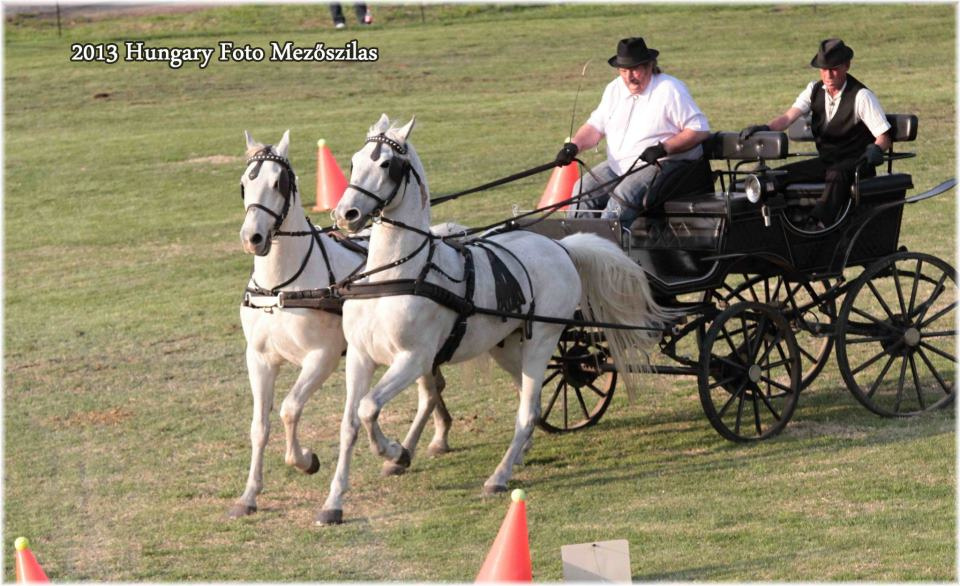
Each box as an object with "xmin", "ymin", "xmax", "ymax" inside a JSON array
[{"xmin": 3, "ymin": 3, "xmax": 956, "ymax": 581}]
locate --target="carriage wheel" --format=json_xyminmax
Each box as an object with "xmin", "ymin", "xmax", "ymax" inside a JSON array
[
  {"xmin": 703, "ymin": 274, "xmax": 836, "ymax": 391},
  {"xmin": 698, "ymin": 301, "xmax": 801, "ymax": 442},
  {"xmin": 537, "ymin": 324, "xmax": 618, "ymax": 433},
  {"xmin": 836, "ymin": 251, "xmax": 956, "ymax": 417}
]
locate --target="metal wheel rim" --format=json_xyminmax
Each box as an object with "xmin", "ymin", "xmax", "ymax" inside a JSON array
[
  {"xmin": 836, "ymin": 251, "xmax": 956, "ymax": 417},
  {"xmin": 538, "ymin": 325, "xmax": 617, "ymax": 433},
  {"xmin": 698, "ymin": 301, "xmax": 802, "ymax": 442},
  {"xmin": 702, "ymin": 274, "xmax": 835, "ymax": 391}
]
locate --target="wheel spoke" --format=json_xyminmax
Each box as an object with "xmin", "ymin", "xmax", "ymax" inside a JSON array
[
  {"xmin": 851, "ymin": 342, "xmax": 901, "ymax": 377},
  {"xmin": 574, "ymin": 387, "xmax": 590, "ymax": 419},
  {"xmin": 709, "ymin": 374, "xmax": 742, "ymax": 390},
  {"xmin": 542, "ymin": 382, "xmax": 563, "ymax": 422},
  {"xmin": 866, "ymin": 279, "xmax": 898, "ymax": 323},
  {"xmin": 916, "ymin": 347, "xmax": 953, "ymax": 395},
  {"xmin": 919, "ymin": 299, "xmax": 957, "ymax": 330},
  {"xmin": 909, "ymin": 353, "xmax": 926, "ymax": 410},
  {"xmin": 921, "ymin": 330, "xmax": 957, "ymax": 339},
  {"xmin": 718, "ymin": 379, "xmax": 749, "ymax": 418},
  {"xmin": 755, "ymin": 387, "xmax": 783, "ymax": 420},
  {"xmin": 866, "ymin": 354, "xmax": 898, "ymax": 399},
  {"xmin": 758, "ymin": 375, "xmax": 794, "ymax": 393},
  {"xmin": 747, "ymin": 315, "xmax": 769, "ymax": 363},
  {"xmin": 849, "ymin": 306, "xmax": 902, "ymax": 333},
  {"xmin": 844, "ymin": 334, "xmax": 893, "ymax": 345},
  {"xmin": 770, "ymin": 276, "xmax": 785, "ymax": 305},
  {"xmin": 734, "ymin": 385, "xmax": 747, "ymax": 435},
  {"xmin": 907, "ymin": 259, "xmax": 923, "ymax": 315},
  {"xmin": 891, "ymin": 262, "xmax": 909, "ymax": 317},
  {"xmin": 542, "ymin": 368, "xmax": 562, "ymax": 386},
  {"xmin": 585, "ymin": 381, "xmax": 608, "ymax": 399},
  {"xmin": 918, "ymin": 340, "xmax": 956, "ymax": 363},
  {"xmin": 913, "ymin": 271, "xmax": 950, "ymax": 324},
  {"xmin": 894, "ymin": 354, "xmax": 909, "ymax": 413},
  {"xmin": 796, "ymin": 343, "xmax": 818, "ymax": 362},
  {"xmin": 714, "ymin": 355, "xmax": 749, "ymax": 373},
  {"xmin": 752, "ymin": 391, "xmax": 762, "ymax": 435}
]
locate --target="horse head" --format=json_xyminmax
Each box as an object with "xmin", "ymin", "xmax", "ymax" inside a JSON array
[
  {"xmin": 334, "ymin": 114, "xmax": 423, "ymax": 233},
  {"xmin": 239, "ymin": 129, "xmax": 297, "ymax": 256}
]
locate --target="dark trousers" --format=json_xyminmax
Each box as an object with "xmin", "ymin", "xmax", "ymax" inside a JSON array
[
  {"xmin": 775, "ymin": 156, "xmax": 876, "ymax": 223},
  {"xmin": 329, "ymin": 3, "xmax": 367, "ymax": 24}
]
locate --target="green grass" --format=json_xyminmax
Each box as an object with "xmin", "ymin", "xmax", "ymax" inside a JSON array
[{"xmin": 4, "ymin": 3, "xmax": 956, "ymax": 581}]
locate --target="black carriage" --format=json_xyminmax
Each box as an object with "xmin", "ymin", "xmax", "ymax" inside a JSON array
[{"xmin": 523, "ymin": 113, "xmax": 956, "ymax": 441}]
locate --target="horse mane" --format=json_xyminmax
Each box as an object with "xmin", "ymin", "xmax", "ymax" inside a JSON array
[{"xmin": 245, "ymin": 142, "xmax": 267, "ymax": 158}]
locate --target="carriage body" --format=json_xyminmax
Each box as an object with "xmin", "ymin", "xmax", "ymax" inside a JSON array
[{"xmin": 524, "ymin": 114, "xmax": 956, "ymax": 441}]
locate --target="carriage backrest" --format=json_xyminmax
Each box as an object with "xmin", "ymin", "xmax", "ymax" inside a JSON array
[
  {"xmin": 703, "ymin": 131, "xmax": 789, "ymax": 161},
  {"xmin": 787, "ymin": 113, "xmax": 918, "ymax": 143}
]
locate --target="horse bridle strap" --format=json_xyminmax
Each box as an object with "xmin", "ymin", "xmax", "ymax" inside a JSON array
[
  {"xmin": 244, "ymin": 146, "xmax": 298, "ymax": 233},
  {"xmin": 344, "ymin": 134, "xmax": 422, "ymax": 215}
]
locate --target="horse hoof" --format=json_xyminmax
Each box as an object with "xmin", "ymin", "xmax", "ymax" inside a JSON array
[
  {"xmin": 305, "ymin": 453, "xmax": 321, "ymax": 475},
  {"xmin": 381, "ymin": 461, "xmax": 407, "ymax": 477},
  {"xmin": 315, "ymin": 509, "xmax": 343, "ymax": 525},
  {"xmin": 395, "ymin": 447, "xmax": 411, "ymax": 468},
  {"xmin": 482, "ymin": 484, "xmax": 508, "ymax": 496},
  {"xmin": 226, "ymin": 503, "xmax": 257, "ymax": 519},
  {"xmin": 426, "ymin": 443, "xmax": 450, "ymax": 457}
]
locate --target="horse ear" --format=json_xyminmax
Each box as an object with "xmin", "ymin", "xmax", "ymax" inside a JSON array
[
  {"xmin": 244, "ymin": 130, "xmax": 257, "ymax": 151},
  {"xmin": 373, "ymin": 113, "xmax": 390, "ymax": 134},
  {"xmin": 276, "ymin": 130, "xmax": 291, "ymax": 157},
  {"xmin": 396, "ymin": 116, "xmax": 416, "ymax": 143}
]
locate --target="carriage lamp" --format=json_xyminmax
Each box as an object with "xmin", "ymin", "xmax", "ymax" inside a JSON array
[
  {"xmin": 744, "ymin": 173, "xmax": 766, "ymax": 204},
  {"xmin": 744, "ymin": 174, "xmax": 774, "ymax": 227}
]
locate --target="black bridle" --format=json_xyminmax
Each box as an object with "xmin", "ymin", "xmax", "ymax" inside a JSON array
[
  {"xmin": 241, "ymin": 146, "xmax": 298, "ymax": 237},
  {"xmin": 343, "ymin": 133, "xmax": 422, "ymax": 218}
]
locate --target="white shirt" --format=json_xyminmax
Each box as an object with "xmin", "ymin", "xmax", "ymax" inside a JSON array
[
  {"xmin": 791, "ymin": 80, "xmax": 891, "ymax": 137},
  {"xmin": 586, "ymin": 73, "xmax": 710, "ymax": 175}
]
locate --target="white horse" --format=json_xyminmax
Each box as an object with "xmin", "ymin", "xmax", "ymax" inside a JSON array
[
  {"xmin": 318, "ymin": 114, "xmax": 666, "ymax": 525},
  {"xmin": 231, "ymin": 130, "xmax": 455, "ymax": 519}
]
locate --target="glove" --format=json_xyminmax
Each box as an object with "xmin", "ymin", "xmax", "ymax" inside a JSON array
[
  {"xmin": 640, "ymin": 142, "xmax": 667, "ymax": 165},
  {"xmin": 739, "ymin": 124, "xmax": 771, "ymax": 141},
  {"xmin": 861, "ymin": 143, "xmax": 884, "ymax": 167},
  {"xmin": 555, "ymin": 142, "xmax": 579, "ymax": 166}
]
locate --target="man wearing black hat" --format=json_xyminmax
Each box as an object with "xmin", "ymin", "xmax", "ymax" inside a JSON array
[
  {"xmin": 739, "ymin": 39, "xmax": 892, "ymax": 229},
  {"xmin": 557, "ymin": 37, "xmax": 712, "ymax": 227}
]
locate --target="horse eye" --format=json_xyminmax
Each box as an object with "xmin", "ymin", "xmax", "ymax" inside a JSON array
[{"xmin": 379, "ymin": 161, "xmax": 390, "ymax": 169}]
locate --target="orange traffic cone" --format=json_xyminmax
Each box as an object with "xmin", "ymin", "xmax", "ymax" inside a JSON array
[
  {"xmin": 476, "ymin": 489, "xmax": 532, "ymax": 582},
  {"xmin": 14, "ymin": 537, "xmax": 49, "ymax": 583},
  {"xmin": 313, "ymin": 138, "xmax": 348, "ymax": 212},
  {"xmin": 537, "ymin": 156, "xmax": 579, "ymax": 212}
]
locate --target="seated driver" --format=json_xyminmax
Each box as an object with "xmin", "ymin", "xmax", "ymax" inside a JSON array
[
  {"xmin": 557, "ymin": 37, "xmax": 712, "ymax": 228},
  {"xmin": 739, "ymin": 39, "xmax": 892, "ymax": 230}
]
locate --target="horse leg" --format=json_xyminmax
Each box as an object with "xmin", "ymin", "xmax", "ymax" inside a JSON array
[
  {"xmin": 280, "ymin": 348, "xmax": 340, "ymax": 475},
  {"xmin": 317, "ymin": 348, "xmax": 375, "ymax": 526},
  {"xmin": 228, "ymin": 350, "xmax": 278, "ymax": 518},
  {"xmin": 489, "ymin": 334, "xmax": 531, "ymax": 464},
  {"xmin": 358, "ymin": 353, "xmax": 425, "ymax": 468},
  {"xmin": 381, "ymin": 370, "xmax": 449, "ymax": 476},
  {"xmin": 482, "ymin": 327, "xmax": 561, "ymax": 495},
  {"xmin": 426, "ymin": 369, "xmax": 454, "ymax": 457}
]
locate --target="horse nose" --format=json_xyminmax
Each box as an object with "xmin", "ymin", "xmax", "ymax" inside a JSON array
[
  {"xmin": 250, "ymin": 233, "xmax": 263, "ymax": 246},
  {"xmin": 343, "ymin": 208, "xmax": 361, "ymax": 223}
]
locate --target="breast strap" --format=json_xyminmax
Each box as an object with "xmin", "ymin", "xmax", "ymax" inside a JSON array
[{"xmin": 337, "ymin": 244, "xmax": 476, "ymax": 372}]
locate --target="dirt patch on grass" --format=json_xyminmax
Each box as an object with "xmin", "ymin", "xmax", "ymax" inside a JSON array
[
  {"xmin": 185, "ymin": 155, "xmax": 241, "ymax": 165},
  {"xmin": 51, "ymin": 407, "xmax": 133, "ymax": 428}
]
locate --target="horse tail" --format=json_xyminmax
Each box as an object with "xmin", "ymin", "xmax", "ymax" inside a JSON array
[{"xmin": 558, "ymin": 232, "xmax": 671, "ymax": 399}]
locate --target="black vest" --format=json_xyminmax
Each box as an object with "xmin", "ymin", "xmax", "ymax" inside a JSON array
[{"xmin": 810, "ymin": 74, "xmax": 875, "ymax": 164}]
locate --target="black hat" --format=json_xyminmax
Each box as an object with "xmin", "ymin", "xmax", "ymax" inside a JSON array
[
  {"xmin": 608, "ymin": 37, "xmax": 659, "ymax": 68},
  {"xmin": 810, "ymin": 38, "xmax": 854, "ymax": 68}
]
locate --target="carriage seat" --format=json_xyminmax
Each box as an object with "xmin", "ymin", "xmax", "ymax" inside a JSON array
[
  {"xmin": 788, "ymin": 113, "xmax": 918, "ymax": 143},
  {"xmin": 703, "ymin": 130, "xmax": 789, "ymax": 161},
  {"xmin": 783, "ymin": 114, "xmax": 917, "ymax": 207}
]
